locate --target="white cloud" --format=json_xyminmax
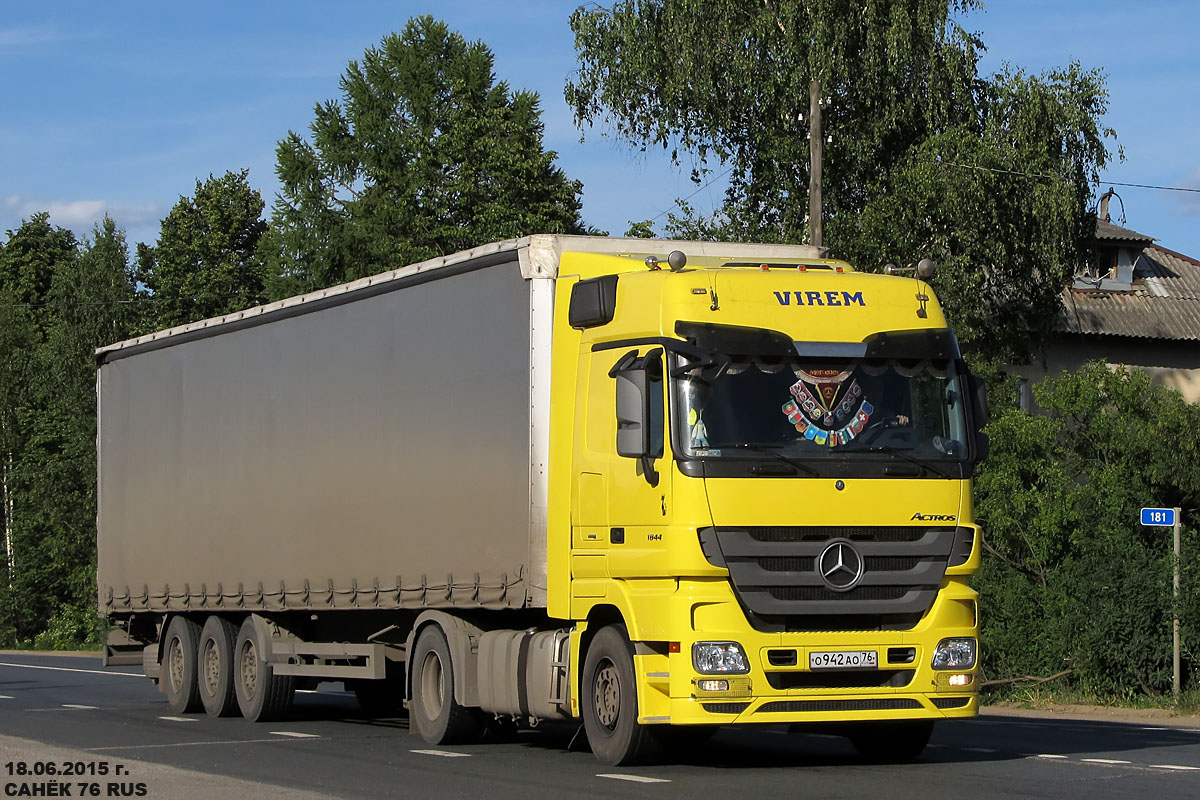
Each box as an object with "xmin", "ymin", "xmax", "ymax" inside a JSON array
[
  {"xmin": 0, "ymin": 25, "xmax": 90, "ymax": 49},
  {"xmin": 1, "ymin": 196, "xmax": 161, "ymax": 235},
  {"xmin": 43, "ymin": 200, "xmax": 107, "ymax": 227}
]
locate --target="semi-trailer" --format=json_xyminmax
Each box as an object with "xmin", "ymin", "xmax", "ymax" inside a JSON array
[{"xmin": 97, "ymin": 235, "xmax": 987, "ymax": 765}]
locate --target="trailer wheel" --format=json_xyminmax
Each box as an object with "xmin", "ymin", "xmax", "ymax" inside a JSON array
[
  {"xmin": 581, "ymin": 625, "xmax": 662, "ymax": 766},
  {"xmin": 848, "ymin": 720, "xmax": 934, "ymax": 763},
  {"xmin": 410, "ymin": 625, "xmax": 481, "ymax": 744},
  {"xmin": 197, "ymin": 616, "xmax": 240, "ymax": 717},
  {"xmin": 162, "ymin": 617, "xmax": 203, "ymax": 714},
  {"xmin": 233, "ymin": 617, "xmax": 295, "ymax": 722}
]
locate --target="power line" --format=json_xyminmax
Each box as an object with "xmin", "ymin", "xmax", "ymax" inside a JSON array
[
  {"xmin": 649, "ymin": 165, "xmax": 735, "ymax": 224},
  {"xmin": 924, "ymin": 158, "xmax": 1200, "ymax": 194}
]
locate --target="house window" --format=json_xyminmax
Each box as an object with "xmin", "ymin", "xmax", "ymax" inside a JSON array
[{"xmin": 1016, "ymin": 378, "xmax": 1032, "ymax": 412}]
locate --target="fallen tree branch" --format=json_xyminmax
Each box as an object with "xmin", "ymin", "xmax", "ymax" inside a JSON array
[{"xmin": 982, "ymin": 669, "xmax": 1073, "ymax": 688}]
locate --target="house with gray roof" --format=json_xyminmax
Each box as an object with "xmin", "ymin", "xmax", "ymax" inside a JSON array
[{"xmin": 1013, "ymin": 208, "xmax": 1200, "ymax": 404}]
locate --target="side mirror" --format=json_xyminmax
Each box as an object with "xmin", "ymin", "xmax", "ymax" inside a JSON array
[{"xmin": 615, "ymin": 367, "xmax": 650, "ymax": 458}]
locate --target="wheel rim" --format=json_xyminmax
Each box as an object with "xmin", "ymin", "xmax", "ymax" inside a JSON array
[
  {"xmin": 239, "ymin": 639, "xmax": 258, "ymax": 697},
  {"xmin": 419, "ymin": 650, "xmax": 444, "ymax": 721},
  {"xmin": 167, "ymin": 635, "xmax": 186, "ymax": 693},
  {"xmin": 202, "ymin": 639, "xmax": 220, "ymax": 695},
  {"xmin": 593, "ymin": 659, "xmax": 621, "ymax": 730}
]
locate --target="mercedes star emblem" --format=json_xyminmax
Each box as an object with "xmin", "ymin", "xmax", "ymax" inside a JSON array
[{"xmin": 818, "ymin": 540, "xmax": 865, "ymax": 591}]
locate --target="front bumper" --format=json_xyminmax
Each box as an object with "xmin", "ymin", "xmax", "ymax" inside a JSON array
[{"xmin": 631, "ymin": 576, "xmax": 980, "ymax": 726}]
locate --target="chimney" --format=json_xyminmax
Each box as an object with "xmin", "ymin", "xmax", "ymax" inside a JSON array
[{"xmin": 1099, "ymin": 187, "xmax": 1115, "ymax": 222}]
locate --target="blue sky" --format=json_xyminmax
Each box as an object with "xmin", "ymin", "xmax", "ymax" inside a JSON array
[{"xmin": 2, "ymin": 1, "xmax": 1197, "ymax": 261}]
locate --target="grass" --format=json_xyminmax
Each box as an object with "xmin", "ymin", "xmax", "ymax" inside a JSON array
[{"xmin": 983, "ymin": 684, "xmax": 1200, "ymax": 715}]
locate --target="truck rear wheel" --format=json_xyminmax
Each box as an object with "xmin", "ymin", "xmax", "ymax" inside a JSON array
[
  {"xmin": 581, "ymin": 625, "xmax": 662, "ymax": 766},
  {"xmin": 162, "ymin": 616, "xmax": 202, "ymax": 714},
  {"xmin": 848, "ymin": 720, "xmax": 934, "ymax": 763},
  {"xmin": 410, "ymin": 625, "xmax": 481, "ymax": 744},
  {"xmin": 233, "ymin": 617, "xmax": 295, "ymax": 722},
  {"xmin": 198, "ymin": 616, "xmax": 239, "ymax": 717}
]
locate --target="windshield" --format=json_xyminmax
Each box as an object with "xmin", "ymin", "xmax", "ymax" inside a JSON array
[{"xmin": 674, "ymin": 352, "xmax": 971, "ymax": 462}]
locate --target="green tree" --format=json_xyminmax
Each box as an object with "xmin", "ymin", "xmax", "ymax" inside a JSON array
[
  {"xmin": 136, "ymin": 169, "xmax": 268, "ymax": 331},
  {"xmin": 271, "ymin": 15, "xmax": 590, "ymax": 295},
  {"xmin": 0, "ymin": 215, "xmax": 135, "ymax": 646},
  {"xmin": 567, "ymin": 1, "xmax": 1116, "ymax": 362},
  {"xmin": 0, "ymin": 215, "xmax": 79, "ymax": 642},
  {"xmin": 975, "ymin": 364, "xmax": 1200, "ymax": 694}
]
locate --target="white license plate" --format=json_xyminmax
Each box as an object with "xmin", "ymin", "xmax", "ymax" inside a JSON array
[{"xmin": 809, "ymin": 650, "xmax": 878, "ymax": 670}]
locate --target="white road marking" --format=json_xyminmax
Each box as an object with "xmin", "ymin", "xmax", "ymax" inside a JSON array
[
  {"xmin": 158, "ymin": 716, "xmax": 198, "ymax": 722},
  {"xmin": 62, "ymin": 704, "xmax": 98, "ymax": 709},
  {"xmin": 963, "ymin": 747, "xmax": 997, "ymax": 753},
  {"xmin": 411, "ymin": 749, "xmax": 471, "ymax": 758},
  {"xmin": 1150, "ymin": 764, "xmax": 1200, "ymax": 771},
  {"xmin": 0, "ymin": 694, "xmax": 12, "ymax": 699},
  {"xmin": 1081, "ymin": 758, "xmax": 1131, "ymax": 765},
  {"xmin": 1034, "ymin": 754, "xmax": 1068, "ymax": 759},
  {"xmin": 0, "ymin": 661, "xmax": 143, "ymax": 678},
  {"xmin": 598, "ymin": 774, "xmax": 671, "ymax": 784},
  {"xmin": 269, "ymin": 731, "xmax": 320, "ymax": 738}
]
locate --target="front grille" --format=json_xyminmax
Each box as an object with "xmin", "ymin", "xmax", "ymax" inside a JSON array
[
  {"xmin": 932, "ymin": 696, "xmax": 971, "ymax": 709},
  {"xmin": 760, "ymin": 557, "xmax": 815, "ymax": 572},
  {"xmin": 766, "ymin": 669, "xmax": 914, "ymax": 690},
  {"xmin": 699, "ymin": 526, "xmax": 956, "ymax": 632},
  {"xmin": 769, "ymin": 586, "xmax": 913, "ymax": 602},
  {"xmin": 758, "ymin": 699, "xmax": 923, "ymax": 713},
  {"xmin": 749, "ymin": 526, "xmax": 927, "ymax": 543},
  {"xmin": 701, "ymin": 702, "xmax": 750, "ymax": 714}
]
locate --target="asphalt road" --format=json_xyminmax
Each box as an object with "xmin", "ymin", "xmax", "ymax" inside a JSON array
[{"xmin": 2, "ymin": 652, "xmax": 1198, "ymax": 799}]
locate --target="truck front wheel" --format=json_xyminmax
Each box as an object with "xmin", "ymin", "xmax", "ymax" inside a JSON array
[
  {"xmin": 233, "ymin": 617, "xmax": 294, "ymax": 722},
  {"xmin": 581, "ymin": 625, "xmax": 662, "ymax": 766},
  {"xmin": 848, "ymin": 720, "xmax": 934, "ymax": 763},
  {"xmin": 410, "ymin": 625, "xmax": 481, "ymax": 744},
  {"xmin": 198, "ymin": 616, "xmax": 239, "ymax": 717},
  {"xmin": 162, "ymin": 617, "xmax": 202, "ymax": 714}
]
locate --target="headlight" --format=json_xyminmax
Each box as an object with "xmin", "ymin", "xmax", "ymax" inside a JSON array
[
  {"xmin": 692, "ymin": 641, "xmax": 750, "ymax": 674},
  {"xmin": 931, "ymin": 637, "xmax": 977, "ymax": 670}
]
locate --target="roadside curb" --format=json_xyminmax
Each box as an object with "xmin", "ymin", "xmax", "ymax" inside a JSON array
[
  {"xmin": 0, "ymin": 649, "xmax": 102, "ymax": 658},
  {"xmin": 983, "ymin": 704, "xmax": 1200, "ymax": 729}
]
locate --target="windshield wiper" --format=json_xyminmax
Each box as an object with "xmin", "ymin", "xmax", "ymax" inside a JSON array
[
  {"xmin": 864, "ymin": 444, "xmax": 954, "ymax": 479},
  {"xmin": 716, "ymin": 443, "xmax": 820, "ymax": 477}
]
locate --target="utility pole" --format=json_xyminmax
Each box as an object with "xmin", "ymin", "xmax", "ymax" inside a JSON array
[
  {"xmin": 808, "ymin": 77, "xmax": 823, "ymax": 250},
  {"xmin": 1174, "ymin": 507, "xmax": 1182, "ymax": 697}
]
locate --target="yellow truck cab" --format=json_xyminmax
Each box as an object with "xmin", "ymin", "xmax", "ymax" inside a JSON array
[{"xmin": 549, "ymin": 248, "xmax": 985, "ymax": 764}]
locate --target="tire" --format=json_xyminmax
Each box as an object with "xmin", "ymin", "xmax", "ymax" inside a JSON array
[
  {"xmin": 409, "ymin": 625, "xmax": 483, "ymax": 744},
  {"xmin": 197, "ymin": 616, "xmax": 240, "ymax": 717},
  {"xmin": 233, "ymin": 617, "xmax": 295, "ymax": 722},
  {"xmin": 848, "ymin": 720, "xmax": 934, "ymax": 763},
  {"xmin": 581, "ymin": 624, "xmax": 663, "ymax": 766},
  {"xmin": 161, "ymin": 616, "xmax": 202, "ymax": 714}
]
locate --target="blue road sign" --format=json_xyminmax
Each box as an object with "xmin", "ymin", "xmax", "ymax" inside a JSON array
[{"xmin": 1141, "ymin": 507, "xmax": 1177, "ymax": 526}]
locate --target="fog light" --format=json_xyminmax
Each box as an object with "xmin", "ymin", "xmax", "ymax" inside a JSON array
[
  {"xmin": 948, "ymin": 673, "xmax": 973, "ymax": 687},
  {"xmin": 697, "ymin": 679, "xmax": 729, "ymax": 692},
  {"xmin": 931, "ymin": 637, "xmax": 977, "ymax": 669},
  {"xmin": 692, "ymin": 641, "xmax": 750, "ymax": 674}
]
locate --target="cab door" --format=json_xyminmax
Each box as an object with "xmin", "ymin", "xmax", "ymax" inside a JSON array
[{"xmin": 572, "ymin": 346, "xmax": 671, "ymax": 583}]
